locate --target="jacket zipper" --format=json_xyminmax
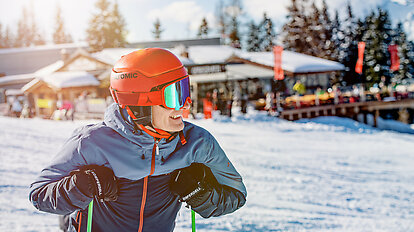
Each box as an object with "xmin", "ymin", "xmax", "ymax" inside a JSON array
[{"xmin": 138, "ymin": 138, "xmax": 159, "ymax": 232}]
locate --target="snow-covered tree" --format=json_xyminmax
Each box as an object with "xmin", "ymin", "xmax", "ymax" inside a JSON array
[
  {"xmin": 14, "ymin": 5, "xmax": 44, "ymax": 47},
  {"xmin": 391, "ymin": 22, "xmax": 414, "ymax": 80},
  {"xmin": 362, "ymin": 8, "xmax": 393, "ymax": 85},
  {"xmin": 197, "ymin": 17, "xmax": 209, "ymax": 38},
  {"xmin": 107, "ymin": 0, "xmax": 127, "ymax": 47},
  {"xmin": 53, "ymin": 4, "xmax": 73, "ymax": 44},
  {"xmin": 246, "ymin": 20, "xmax": 261, "ymax": 52},
  {"xmin": 15, "ymin": 6, "xmax": 31, "ymax": 47},
  {"xmin": 338, "ymin": 2, "xmax": 363, "ymax": 85},
  {"xmin": 215, "ymin": 0, "xmax": 228, "ymax": 42},
  {"xmin": 259, "ymin": 12, "xmax": 276, "ymax": 52},
  {"xmin": 86, "ymin": 0, "xmax": 127, "ymax": 52},
  {"xmin": 282, "ymin": 0, "xmax": 307, "ymax": 53},
  {"xmin": 227, "ymin": 0, "xmax": 243, "ymax": 49}
]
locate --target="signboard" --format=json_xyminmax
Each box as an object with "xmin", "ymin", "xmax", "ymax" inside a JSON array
[
  {"xmin": 273, "ymin": 46, "xmax": 284, "ymax": 80},
  {"xmin": 186, "ymin": 64, "xmax": 226, "ymax": 75},
  {"xmin": 355, "ymin": 42, "xmax": 365, "ymax": 74},
  {"xmin": 37, "ymin": 99, "xmax": 52, "ymax": 109},
  {"xmin": 388, "ymin": 45, "xmax": 400, "ymax": 72}
]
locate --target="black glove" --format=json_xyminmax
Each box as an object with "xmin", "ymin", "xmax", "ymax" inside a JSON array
[
  {"xmin": 70, "ymin": 165, "xmax": 118, "ymax": 201},
  {"xmin": 169, "ymin": 163, "xmax": 219, "ymax": 207}
]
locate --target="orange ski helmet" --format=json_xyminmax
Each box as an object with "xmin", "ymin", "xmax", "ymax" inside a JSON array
[{"xmin": 110, "ymin": 48, "xmax": 191, "ymax": 109}]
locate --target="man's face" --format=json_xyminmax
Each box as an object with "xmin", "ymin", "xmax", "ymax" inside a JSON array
[{"xmin": 151, "ymin": 102, "xmax": 190, "ymax": 132}]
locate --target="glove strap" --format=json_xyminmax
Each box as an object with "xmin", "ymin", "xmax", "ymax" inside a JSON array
[
  {"xmin": 88, "ymin": 170, "xmax": 103, "ymax": 199},
  {"xmin": 181, "ymin": 185, "xmax": 204, "ymax": 202}
]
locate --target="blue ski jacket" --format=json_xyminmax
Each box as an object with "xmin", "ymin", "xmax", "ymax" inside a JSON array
[{"xmin": 29, "ymin": 103, "xmax": 247, "ymax": 232}]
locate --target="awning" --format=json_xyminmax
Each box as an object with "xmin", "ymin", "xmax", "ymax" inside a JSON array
[{"xmin": 190, "ymin": 64, "xmax": 274, "ymax": 83}]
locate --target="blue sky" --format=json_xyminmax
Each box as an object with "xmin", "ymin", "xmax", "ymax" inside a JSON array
[{"xmin": 0, "ymin": 0, "xmax": 413, "ymax": 43}]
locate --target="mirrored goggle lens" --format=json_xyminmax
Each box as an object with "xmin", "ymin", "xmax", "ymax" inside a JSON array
[{"xmin": 164, "ymin": 77, "xmax": 190, "ymax": 110}]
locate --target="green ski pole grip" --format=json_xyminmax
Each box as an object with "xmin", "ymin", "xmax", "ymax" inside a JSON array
[
  {"xmin": 191, "ymin": 209, "xmax": 196, "ymax": 232},
  {"xmin": 87, "ymin": 200, "xmax": 93, "ymax": 232}
]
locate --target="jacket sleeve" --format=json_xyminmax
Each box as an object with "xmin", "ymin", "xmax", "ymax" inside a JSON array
[
  {"xmin": 29, "ymin": 131, "xmax": 105, "ymax": 215},
  {"xmin": 193, "ymin": 132, "xmax": 247, "ymax": 218}
]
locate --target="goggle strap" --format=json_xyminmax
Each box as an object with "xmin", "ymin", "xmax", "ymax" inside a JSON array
[{"xmin": 126, "ymin": 106, "xmax": 138, "ymax": 120}]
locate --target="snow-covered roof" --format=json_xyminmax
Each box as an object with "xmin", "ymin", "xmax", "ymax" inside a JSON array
[
  {"xmin": 92, "ymin": 46, "xmax": 343, "ymax": 74},
  {"xmin": 34, "ymin": 60, "xmax": 65, "ymax": 76},
  {"xmin": 0, "ymin": 73, "xmax": 34, "ymax": 85},
  {"xmin": 237, "ymin": 50, "xmax": 345, "ymax": 73},
  {"xmin": 182, "ymin": 45, "xmax": 241, "ymax": 64},
  {"xmin": 23, "ymin": 71, "xmax": 100, "ymax": 92},
  {"xmin": 92, "ymin": 48, "xmax": 195, "ymax": 66},
  {"xmin": 42, "ymin": 71, "xmax": 100, "ymax": 89},
  {"xmin": 0, "ymin": 42, "xmax": 88, "ymax": 55}
]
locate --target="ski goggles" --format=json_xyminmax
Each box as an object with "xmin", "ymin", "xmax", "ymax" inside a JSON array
[
  {"xmin": 111, "ymin": 76, "xmax": 191, "ymax": 110},
  {"xmin": 162, "ymin": 76, "xmax": 191, "ymax": 110}
]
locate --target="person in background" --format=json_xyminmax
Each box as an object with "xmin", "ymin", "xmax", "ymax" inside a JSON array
[
  {"xmin": 11, "ymin": 97, "xmax": 22, "ymax": 118},
  {"xmin": 29, "ymin": 48, "xmax": 246, "ymax": 232},
  {"xmin": 293, "ymin": 80, "xmax": 306, "ymax": 96}
]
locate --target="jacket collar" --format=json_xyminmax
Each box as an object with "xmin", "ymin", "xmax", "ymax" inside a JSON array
[{"xmin": 104, "ymin": 103, "xmax": 179, "ymax": 152}]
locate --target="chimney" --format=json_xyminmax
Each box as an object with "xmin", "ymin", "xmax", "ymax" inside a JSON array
[
  {"xmin": 60, "ymin": 49, "xmax": 69, "ymax": 63},
  {"xmin": 176, "ymin": 44, "xmax": 189, "ymax": 59}
]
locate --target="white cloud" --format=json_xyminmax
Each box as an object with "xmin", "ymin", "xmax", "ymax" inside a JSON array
[
  {"xmin": 243, "ymin": 0, "xmax": 290, "ymax": 21},
  {"xmin": 147, "ymin": 1, "xmax": 204, "ymax": 23},
  {"xmin": 147, "ymin": 1, "xmax": 216, "ymax": 36}
]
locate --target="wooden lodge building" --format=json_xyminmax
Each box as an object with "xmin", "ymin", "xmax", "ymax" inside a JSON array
[{"xmin": 0, "ymin": 38, "xmax": 345, "ymax": 118}]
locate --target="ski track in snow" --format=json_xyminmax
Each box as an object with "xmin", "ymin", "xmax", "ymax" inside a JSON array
[{"xmin": 0, "ymin": 115, "xmax": 414, "ymax": 232}]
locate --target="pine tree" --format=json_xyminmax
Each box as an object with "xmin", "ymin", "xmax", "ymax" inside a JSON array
[
  {"xmin": 3, "ymin": 26, "xmax": 13, "ymax": 48},
  {"xmin": 15, "ymin": 6, "xmax": 31, "ymax": 47},
  {"xmin": 282, "ymin": 0, "xmax": 308, "ymax": 53},
  {"xmin": 260, "ymin": 12, "xmax": 276, "ymax": 52},
  {"xmin": 108, "ymin": 0, "xmax": 127, "ymax": 47},
  {"xmin": 319, "ymin": 0, "xmax": 335, "ymax": 60},
  {"xmin": 53, "ymin": 3, "xmax": 73, "ymax": 44},
  {"xmin": 14, "ymin": 4, "xmax": 45, "ymax": 47},
  {"xmin": 246, "ymin": 20, "xmax": 261, "ymax": 52},
  {"xmin": 197, "ymin": 17, "xmax": 209, "ymax": 38},
  {"xmin": 0, "ymin": 23, "xmax": 4, "ymax": 48},
  {"xmin": 86, "ymin": 0, "xmax": 127, "ymax": 52},
  {"xmin": 228, "ymin": 16, "xmax": 241, "ymax": 48},
  {"xmin": 227, "ymin": 0, "xmax": 242, "ymax": 49},
  {"xmin": 215, "ymin": 0, "xmax": 228, "ymax": 43},
  {"xmin": 391, "ymin": 22, "xmax": 414, "ymax": 80},
  {"xmin": 306, "ymin": 1, "xmax": 323, "ymax": 57},
  {"xmin": 152, "ymin": 18, "xmax": 163, "ymax": 40},
  {"xmin": 362, "ymin": 8, "xmax": 393, "ymax": 85},
  {"xmin": 30, "ymin": 8, "xmax": 45, "ymax": 46},
  {"xmin": 330, "ymin": 10, "xmax": 342, "ymax": 61},
  {"xmin": 339, "ymin": 2, "xmax": 363, "ymax": 85}
]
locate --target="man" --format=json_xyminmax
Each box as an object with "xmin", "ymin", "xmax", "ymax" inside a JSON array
[{"xmin": 29, "ymin": 48, "xmax": 247, "ymax": 232}]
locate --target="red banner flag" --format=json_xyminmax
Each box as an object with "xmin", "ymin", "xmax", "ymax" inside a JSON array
[
  {"xmin": 388, "ymin": 45, "xmax": 400, "ymax": 71},
  {"xmin": 355, "ymin": 42, "xmax": 365, "ymax": 74},
  {"xmin": 273, "ymin": 46, "xmax": 284, "ymax": 80}
]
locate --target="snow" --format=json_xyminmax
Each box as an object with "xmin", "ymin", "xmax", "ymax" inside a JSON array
[
  {"xmin": 238, "ymin": 50, "xmax": 345, "ymax": 73},
  {"xmin": 93, "ymin": 45, "xmax": 344, "ymax": 74},
  {"xmin": 0, "ymin": 74, "xmax": 34, "ymax": 85},
  {"xmin": 1, "ymin": 113, "xmax": 414, "ymax": 232},
  {"xmin": 41, "ymin": 71, "xmax": 100, "ymax": 89},
  {"xmin": 93, "ymin": 48, "xmax": 195, "ymax": 66}
]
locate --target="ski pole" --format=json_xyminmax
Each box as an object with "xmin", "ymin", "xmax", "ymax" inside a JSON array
[
  {"xmin": 191, "ymin": 209, "xmax": 196, "ymax": 232},
  {"xmin": 87, "ymin": 200, "xmax": 93, "ymax": 232}
]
